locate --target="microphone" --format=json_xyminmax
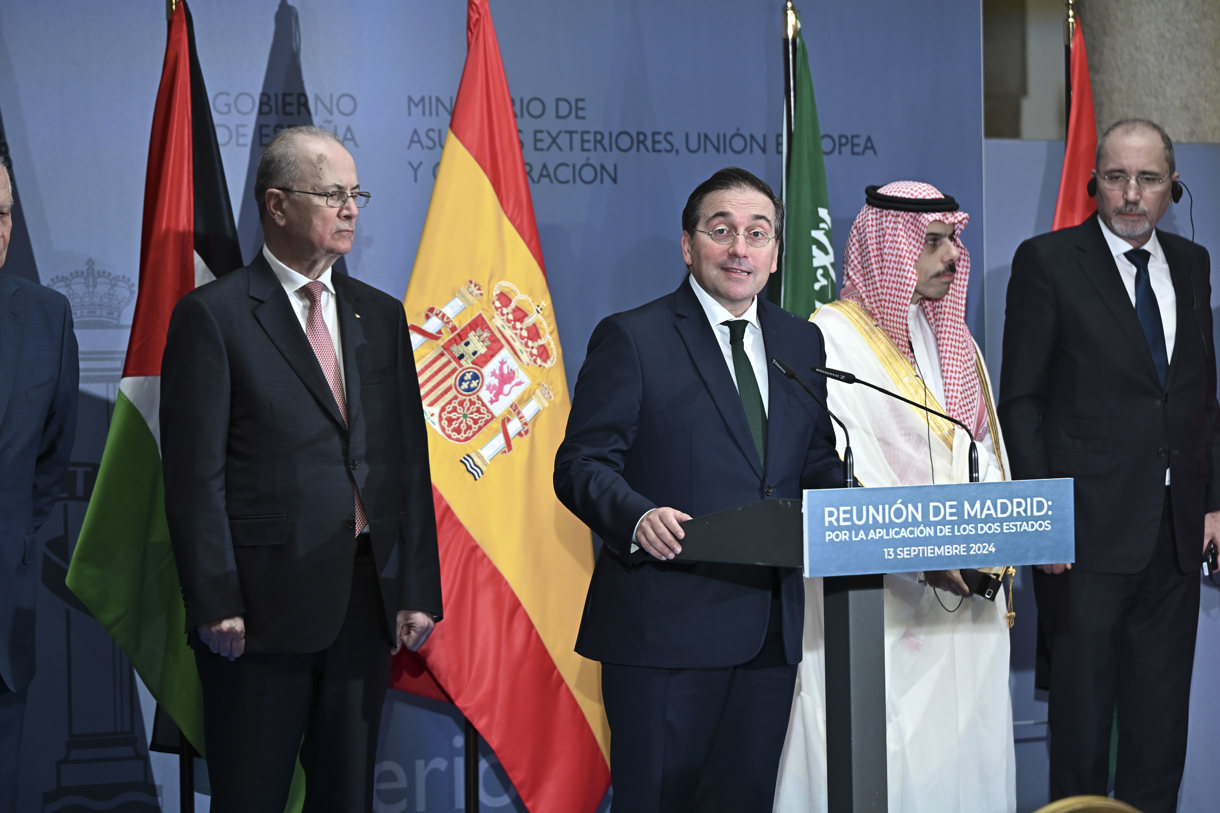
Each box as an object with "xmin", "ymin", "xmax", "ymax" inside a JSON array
[
  {"xmin": 812, "ymin": 365, "xmax": 980, "ymax": 483},
  {"xmin": 771, "ymin": 358, "xmax": 855, "ymax": 488}
]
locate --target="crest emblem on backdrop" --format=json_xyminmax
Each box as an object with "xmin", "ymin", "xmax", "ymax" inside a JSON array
[{"xmin": 409, "ymin": 280, "xmax": 556, "ymax": 480}]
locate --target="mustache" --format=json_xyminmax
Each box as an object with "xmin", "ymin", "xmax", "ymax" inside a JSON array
[
  {"xmin": 938, "ymin": 262, "xmax": 957, "ymax": 276},
  {"xmin": 1114, "ymin": 203, "xmax": 1148, "ymax": 217}
]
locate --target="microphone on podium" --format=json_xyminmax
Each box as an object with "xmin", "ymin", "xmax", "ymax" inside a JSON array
[
  {"xmin": 814, "ymin": 365, "xmax": 1005, "ymax": 600},
  {"xmin": 770, "ymin": 358, "xmax": 856, "ymax": 488},
  {"xmin": 812, "ymin": 365, "xmax": 979, "ymax": 484}
]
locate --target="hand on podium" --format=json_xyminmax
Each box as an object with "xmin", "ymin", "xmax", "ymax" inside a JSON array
[{"xmin": 636, "ymin": 506, "xmax": 692, "ymax": 560}]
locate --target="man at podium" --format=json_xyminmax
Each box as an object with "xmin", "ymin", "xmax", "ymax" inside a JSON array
[
  {"xmin": 555, "ymin": 167, "xmax": 844, "ymax": 812},
  {"xmin": 775, "ymin": 181, "xmax": 1016, "ymax": 812}
]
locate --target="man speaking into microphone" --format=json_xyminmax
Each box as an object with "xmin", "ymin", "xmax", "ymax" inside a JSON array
[
  {"xmin": 775, "ymin": 181, "xmax": 1015, "ymax": 813},
  {"xmin": 554, "ymin": 167, "xmax": 843, "ymax": 812}
]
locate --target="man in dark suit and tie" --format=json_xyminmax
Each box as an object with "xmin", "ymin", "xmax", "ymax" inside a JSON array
[
  {"xmin": 1000, "ymin": 118, "xmax": 1220, "ymax": 811},
  {"xmin": 161, "ymin": 126, "xmax": 441, "ymax": 813},
  {"xmin": 0, "ymin": 159, "xmax": 79, "ymax": 813},
  {"xmin": 554, "ymin": 167, "xmax": 843, "ymax": 812}
]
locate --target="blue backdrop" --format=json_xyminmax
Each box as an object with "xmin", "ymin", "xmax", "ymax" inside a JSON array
[{"xmin": 1, "ymin": 2, "xmax": 1216, "ymax": 811}]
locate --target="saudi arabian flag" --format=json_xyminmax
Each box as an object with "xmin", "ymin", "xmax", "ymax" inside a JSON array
[{"xmin": 774, "ymin": 1, "xmax": 836, "ymax": 319}]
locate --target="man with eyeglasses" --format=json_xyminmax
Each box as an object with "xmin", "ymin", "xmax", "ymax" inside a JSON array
[
  {"xmin": 775, "ymin": 181, "xmax": 1016, "ymax": 813},
  {"xmin": 160, "ymin": 125, "xmax": 441, "ymax": 812},
  {"xmin": 554, "ymin": 167, "xmax": 843, "ymax": 811},
  {"xmin": 1001, "ymin": 118, "xmax": 1219, "ymax": 810}
]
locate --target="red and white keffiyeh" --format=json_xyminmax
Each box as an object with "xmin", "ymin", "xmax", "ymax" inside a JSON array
[{"xmin": 840, "ymin": 180, "xmax": 984, "ymax": 435}]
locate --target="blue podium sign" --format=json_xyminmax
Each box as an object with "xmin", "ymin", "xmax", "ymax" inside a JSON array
[{"xmin": 803, "ymin": 478, "xmax": 1074, "ymax": 577}]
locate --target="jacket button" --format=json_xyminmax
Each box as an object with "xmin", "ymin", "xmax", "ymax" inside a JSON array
[
  {"xmin": 1157, "ymin": 448, "xmax": 1168, "ymax": 459},
  {"xmin": 764, "ymin": 485, "xmax": 775, "ymax": 497},
  {"xmin": 349, "ymin": 460, "xmax": 359, "ymax": 470}
]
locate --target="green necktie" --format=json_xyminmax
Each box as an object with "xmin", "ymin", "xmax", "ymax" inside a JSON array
[{"xmin": 724, "ymin": 319, "xmax": 767, "ymax": 466}]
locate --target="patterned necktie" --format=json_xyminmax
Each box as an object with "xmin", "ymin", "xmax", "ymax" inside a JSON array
[
  {"xmin": 1124, "ymin": 248, "xmax": 1169, "ymax": 387},
  {"xmin": 302, "ymin": 281, "xmax": 367, "ymax": 535},
  {"xmin": 724, "ymin": 319, "xmax": 767, "ymax": 466}
]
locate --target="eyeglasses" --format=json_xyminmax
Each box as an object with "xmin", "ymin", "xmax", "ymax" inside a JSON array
[
  {"xmin": 691, "ymin": 226, "xmax": 775, "ymax": 248},
  {"xmin": 275, "ymin": 188, "xmax": 372, "ymax": 208},
  {"xmin": 1097, "ymin": 172, "xmax": 1169, "ymax": 191}
]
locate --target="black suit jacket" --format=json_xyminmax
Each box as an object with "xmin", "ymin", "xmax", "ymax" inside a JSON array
[
  {"xmin": 554, "ymin": 279, "xmax": 843, "ymax": 668},
  {"xmin": 0, "ymin": 273, "xmax": 78, "ymax": 692},
  {"xmin": 161, "ymin": 256, "xmax": 441, "ymax": 653},
  {"xmin": 1000, "ymin": 216, "xmax": 1220, "ymax": 573}
]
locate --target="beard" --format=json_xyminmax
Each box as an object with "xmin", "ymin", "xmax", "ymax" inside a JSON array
[{"xmin": 1105, "ymin": 204, "xmax": 1153, "ymax": 240}]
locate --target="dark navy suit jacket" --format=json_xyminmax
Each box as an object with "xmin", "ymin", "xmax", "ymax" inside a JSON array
[
  {"xmin": 554, "ymin": 279, "xmax": 842, "ymax": 669},
  {"xmin": 1001, "ymin": 216, "xmax": 1220, "ymax": 573},
  {"xmin": 0, "ymin": 273, "xmax": 78, "ymax": 693},
  {"xmin": 160, "ymin": 256, "xmax": 441, "ymax": 653}
]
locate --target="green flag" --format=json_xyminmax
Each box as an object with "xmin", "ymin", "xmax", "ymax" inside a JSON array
[{"xmin": 772, "ymin": 1, "xmax": 835, "ymax": 318}]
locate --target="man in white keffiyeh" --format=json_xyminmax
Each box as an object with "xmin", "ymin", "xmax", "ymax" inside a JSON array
[{"xmin": 774, "ymin": 181, "xmax": 1016, "ymax": 813}]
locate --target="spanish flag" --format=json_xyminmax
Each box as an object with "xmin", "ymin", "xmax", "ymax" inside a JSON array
[{"xmin": 398, "ymin": 1, "xmax": 610, "ymax": 810}]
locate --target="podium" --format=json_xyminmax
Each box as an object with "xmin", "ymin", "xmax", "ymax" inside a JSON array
[
  {"xmin": 630, "ymin": 497, "xmax": 804, "ymax": 567},
  {"xmin": 635, "ymin": 496, "xmax": 885, "ymax": 810},
  {"xmin": 639, "ymin": 479, "xmax": 1074, "ymax": 813}
]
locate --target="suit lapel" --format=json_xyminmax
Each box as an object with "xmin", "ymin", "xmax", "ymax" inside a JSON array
[
  {"xmin": 333, "ymin": 275, "xmax": 367, "ymax": 494},
  {"xmin": 1076, "ymin": 219, "xmax": 1163, "ymax": 385},
  {"xmin": 759, "ymin": 300, "xmax": 794, "ymax": 473},
  {"xmin": 0, "ymin": 275, "xmax": 20, "ymax": 427},
  {"xmin": 248, "ymin": 257, "xmax": 347, "ymax": 428},
  {"xmin": 333, "ymin": 275, "xmax": 364, "ymax": 427},
  {"xmin": 1162, "ymin": 233, "xmax": 1198, "ymax": 384},
  {"xmin": 672, "ymin": 281, "xmax": 763, "ymax": 476}
]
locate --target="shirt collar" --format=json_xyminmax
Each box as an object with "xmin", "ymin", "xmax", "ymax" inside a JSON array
[
  {"xmin": 263, "ymin": 244, "xmax": 336, "ymax": 296},
  {"xmin": 687, "ymin": 274, "xmax": 762, "ymax": 332},
  {"xmin": 1096, "ymin": 215, "xmax": 1164, "ymax": 265}
]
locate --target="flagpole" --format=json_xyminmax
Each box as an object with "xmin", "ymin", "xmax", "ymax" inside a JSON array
[
  {"xmin": 180, "ymin": 736, "xmax": 194, "ymax": 813},
  {"xmin": 780, "ymin": 1, "xmax": 798, "ymax": 304},
  {"xmin": 164, "ymin": 3, "xmax": 195, "ymax": 810},
  {"xmin": 465, "ymin": 720, "xmax": 478, "ymax": 811},
  {"xmin": 162, "ymin": 8, "xmax": 193, "ymax": 804},
  {"xmin": 1064, "ymin": 0, "xmax": 1076, "ymax": 134},
  {"xmin": 783, "ymin": 0, "xmax": 798, "ymax": 195},
  {"xmin": 173, "ymin": 9, "xmax": 192, "ymax": 813},
  {"xmin": 159, "ymin": 0, "xmax": 196, "ymax": 799}
]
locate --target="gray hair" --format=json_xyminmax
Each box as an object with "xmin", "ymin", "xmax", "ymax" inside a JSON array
[
  {"xmin": 1096, "ymin": 118, "xmax": 1175, "ymax": 176},
  {"xmin": 254, "ymin": 126, "xmax": 344, "ymax": 222}
]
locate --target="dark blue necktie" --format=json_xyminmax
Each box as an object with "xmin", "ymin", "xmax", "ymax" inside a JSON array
[
  {"xmin": 1125, "ymin": 248, "xmax": 1169, "ymax": 387},
  {"xmin": 724, "ymin": 319, "xmax": 767, "ymax": 466}
]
